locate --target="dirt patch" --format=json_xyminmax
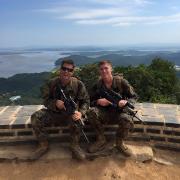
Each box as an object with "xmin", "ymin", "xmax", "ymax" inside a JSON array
[{"xmin": 0, "ymin": 148, "xmax": 180, "ymax": 180}]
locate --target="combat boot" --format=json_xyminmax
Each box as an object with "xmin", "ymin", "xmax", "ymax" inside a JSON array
[
  {"xmin": 88, "ymin": 135, "xmax": 106, "ymax": 153},
  {"xmin": 31, "ymin": 140, "xmax": 49, "ymax": 160},
  {"xmin": 116, "ymin": 139, "xmax": 132, "ymax": 157},
  {"xmin": 71, "ymin": 144, "xmax": 86, "ymax": 161}
]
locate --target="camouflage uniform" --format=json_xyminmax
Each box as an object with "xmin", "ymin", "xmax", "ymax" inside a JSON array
[
  {"xmin": 87, "ymin": 75, "xmax": 137, "ymax": 155},
  {"xmin": 31, "ymin": 77, "xmax": 89, "ymax": 154}
]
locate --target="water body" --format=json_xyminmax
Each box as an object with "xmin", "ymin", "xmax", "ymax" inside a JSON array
[
  {"xmin": 1, "ymin": 48, "xmax": 180, "ymax": 78},
  {"xmin": 0, "ymin": 51, "xmax": 68, "ymax": 78}
]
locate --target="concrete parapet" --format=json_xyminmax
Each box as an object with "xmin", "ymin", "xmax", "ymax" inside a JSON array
[{"xmin": 0, "ymin": 104, "xmax": 180, "ymax": 150}]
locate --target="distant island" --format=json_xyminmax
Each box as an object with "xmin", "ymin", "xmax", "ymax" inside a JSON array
[{"xmin": 55, "ymin": 50, "xmax": 180, "ymax": 67}]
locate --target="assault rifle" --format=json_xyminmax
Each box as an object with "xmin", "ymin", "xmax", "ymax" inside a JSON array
[
  {"xmin": 99, "ymin": 86, "xmax": 143, "ymax": 123},
  {"xmin": 56, "ymin": 86, "xmax": 89, "ymax": 143}
]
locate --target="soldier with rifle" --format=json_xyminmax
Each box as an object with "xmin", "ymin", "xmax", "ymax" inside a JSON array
[
  {"xmin": 31, "ymin": 59, "xmax": 90, "ymax": 160},
  {"xmin": 87, "ymin": 60, "xmax": 138, "ymax": 157}
]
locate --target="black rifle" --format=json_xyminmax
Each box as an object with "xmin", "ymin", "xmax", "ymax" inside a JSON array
[
  {"xmin": 99, "ymin": 86, "xmax": 143, "ymax": 123},
  {"xmin": 56, "ymin": 86, "xmax": 89, "ymax": 143}
]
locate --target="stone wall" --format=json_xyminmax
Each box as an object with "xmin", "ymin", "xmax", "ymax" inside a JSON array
[{"xmin": 0, "ymin": 104, "xmax": 180, "ymax": 150}]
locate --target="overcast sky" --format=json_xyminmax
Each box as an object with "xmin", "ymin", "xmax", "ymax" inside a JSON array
[{"xmin": 1, "ymin": 0, "xmax": 180, "ymax": 48}]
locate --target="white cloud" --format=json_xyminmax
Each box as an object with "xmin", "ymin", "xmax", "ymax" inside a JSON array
[
  {"xmin": 113, "ymin": 22, "xmax": 134, "ymax": 27},
  {"xmin": 62, "ymin": 8, "xmax": 130, "ymax": 19},
  {"xmin": 85, "ymin": 0, "xmax": 153, "ymax": 6},
  {"xmin": 144, "ymin": 13, "xmax": 180, "ymax": 25},
  {"xmin": 36, "ymin": 0, "xmax": 180, "ymax": 27},
  {"xmin": 134, "ymin": 0, "xmax": 152, "ymax": 5},
  {"xmin": 36, "ymin": 0, "xmax": 152, "ymax": 15},
  {"xmin": 75, "ymin": 13, "xmax": 180, "ymax": 26}
]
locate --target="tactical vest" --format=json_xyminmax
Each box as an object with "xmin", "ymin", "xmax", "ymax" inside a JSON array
[
  {"xmin": 97, "ymin": 75, "xmax": 124, "ymax": 94},
  {"xmin": 49, "ymin": 77, "xmax": 79, "ymax": 100}
]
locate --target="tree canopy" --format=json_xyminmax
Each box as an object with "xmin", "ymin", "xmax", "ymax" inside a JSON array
[
  {"xmin": 0, "ymin": 58, "xmax": 180, "ymax": 105},
  {"xmin": 77, "ymin": 58, "xmax": 180, "ymax": 104}
]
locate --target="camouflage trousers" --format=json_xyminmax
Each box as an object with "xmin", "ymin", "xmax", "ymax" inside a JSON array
[
  {"xmin": 87, "ymin": 107, "xmax": 134, "ymax": 140},
  {"xmin": 31, "ymin": 108, "xmax": 81, "ymax": 146}
]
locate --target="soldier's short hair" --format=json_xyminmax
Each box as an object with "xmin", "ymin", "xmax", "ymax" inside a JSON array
[
  {"xmin": 98, "ymin": 60, "xmax": 112, "ymax": 67},
  {"xmin": 61, "ymin": 59, "xmax": 75, "ymax": 68}
]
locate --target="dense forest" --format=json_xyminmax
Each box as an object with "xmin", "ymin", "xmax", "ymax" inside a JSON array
[{"xmin": 0, "ymin": 58, "xmax": 180, "ymax": 105}]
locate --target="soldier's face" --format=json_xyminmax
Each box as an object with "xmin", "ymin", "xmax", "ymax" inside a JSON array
[
  {"xmin": 60, "ymin": 63, "xmax": 74, "ymax": 81},
  {"xmin": 99, "ymin": 63, "xmax": 112, "ymax": 79}
]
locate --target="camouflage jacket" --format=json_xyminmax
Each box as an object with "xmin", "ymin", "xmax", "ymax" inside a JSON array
[
  {"xmin": 90, "ymin": 75, "xmax": 138, "ymax": 109},
  {"xmin": 41, "ymin": 77, "xmax": 90, "ymax": 116}
]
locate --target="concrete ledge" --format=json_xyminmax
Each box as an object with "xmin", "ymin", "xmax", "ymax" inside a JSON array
[{"xmin": 0, "ymin": 104, "xmax": 180, "ymax": 150}]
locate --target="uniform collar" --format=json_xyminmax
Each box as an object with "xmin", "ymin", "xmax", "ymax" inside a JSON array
[
  {"xmin": 100, "ymin": 76, "xmax": 114, "ymax": 90},
  {"xmin": 61, "ymin": 77, "xmax": 73, "ymax": 92}
]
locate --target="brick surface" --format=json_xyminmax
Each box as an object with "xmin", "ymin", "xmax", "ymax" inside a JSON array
[
  {"xmin": 142, "ymin": 108, "xmax": 159, "ymax": 116},
  {"xmin": 141, "ymin": 116, "xmax": 165, "ymax": 125},
  {"xmin": 0, "ymin": 106, "xmax": 6, "ymax": 112},
  {"xmin": 0, "ymin": 103, "xmax": 180, "ymax": 150},
  {"xmin": 164, "ymin": 116, "xmax": 180, "ymax": 125},
  {"xmin": 13, "ymin": 116, "xmax": 29, "ymax": 125},
  {"xmin": 142, "ymin": 103, "xmax": 155, "ymax": 108}
]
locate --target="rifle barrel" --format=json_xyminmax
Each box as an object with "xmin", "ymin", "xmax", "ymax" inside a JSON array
[
  {"xmin": 58, "ymin": 87, "xmax": 89, "ymax": 143},
  {"xmin": 81, "ymin": 129, "xmax": 90, "ymax": 143}
]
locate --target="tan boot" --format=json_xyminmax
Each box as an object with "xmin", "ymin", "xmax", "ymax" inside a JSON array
[
  {"xmin": 88, "ymin": 135, "xmax": 106, "ymax": 153},
  {"xmin": 71, "ymin": 144, "xmax": 86, "ymax": 161},
  {"xmin": 116, "ymin": 139, "xmax": 132, "ymax": 157},
  {"xmin": 70, "ymin": 131, "xmax": 86, "ymax": 161},
  {"xmin": 31, "ymin": 140, "xmax": 49, "ymax": 160}
]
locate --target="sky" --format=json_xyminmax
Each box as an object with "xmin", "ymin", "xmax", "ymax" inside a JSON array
[{"xmin": 0, "ymin": 0, "xmax": 180, "ymax": 48}]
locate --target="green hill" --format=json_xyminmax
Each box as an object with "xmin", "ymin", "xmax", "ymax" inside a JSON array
[
  {"xmin": 0, "ymin": 72, "xmax": 51, "ymax": 105},
  {"xmin": 55, "ymin": 51, "xmax": 180, "ymax": 67},
  {"xmin": 1, "ymin": 58, "xmax": 180, "ymax": 106}
]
